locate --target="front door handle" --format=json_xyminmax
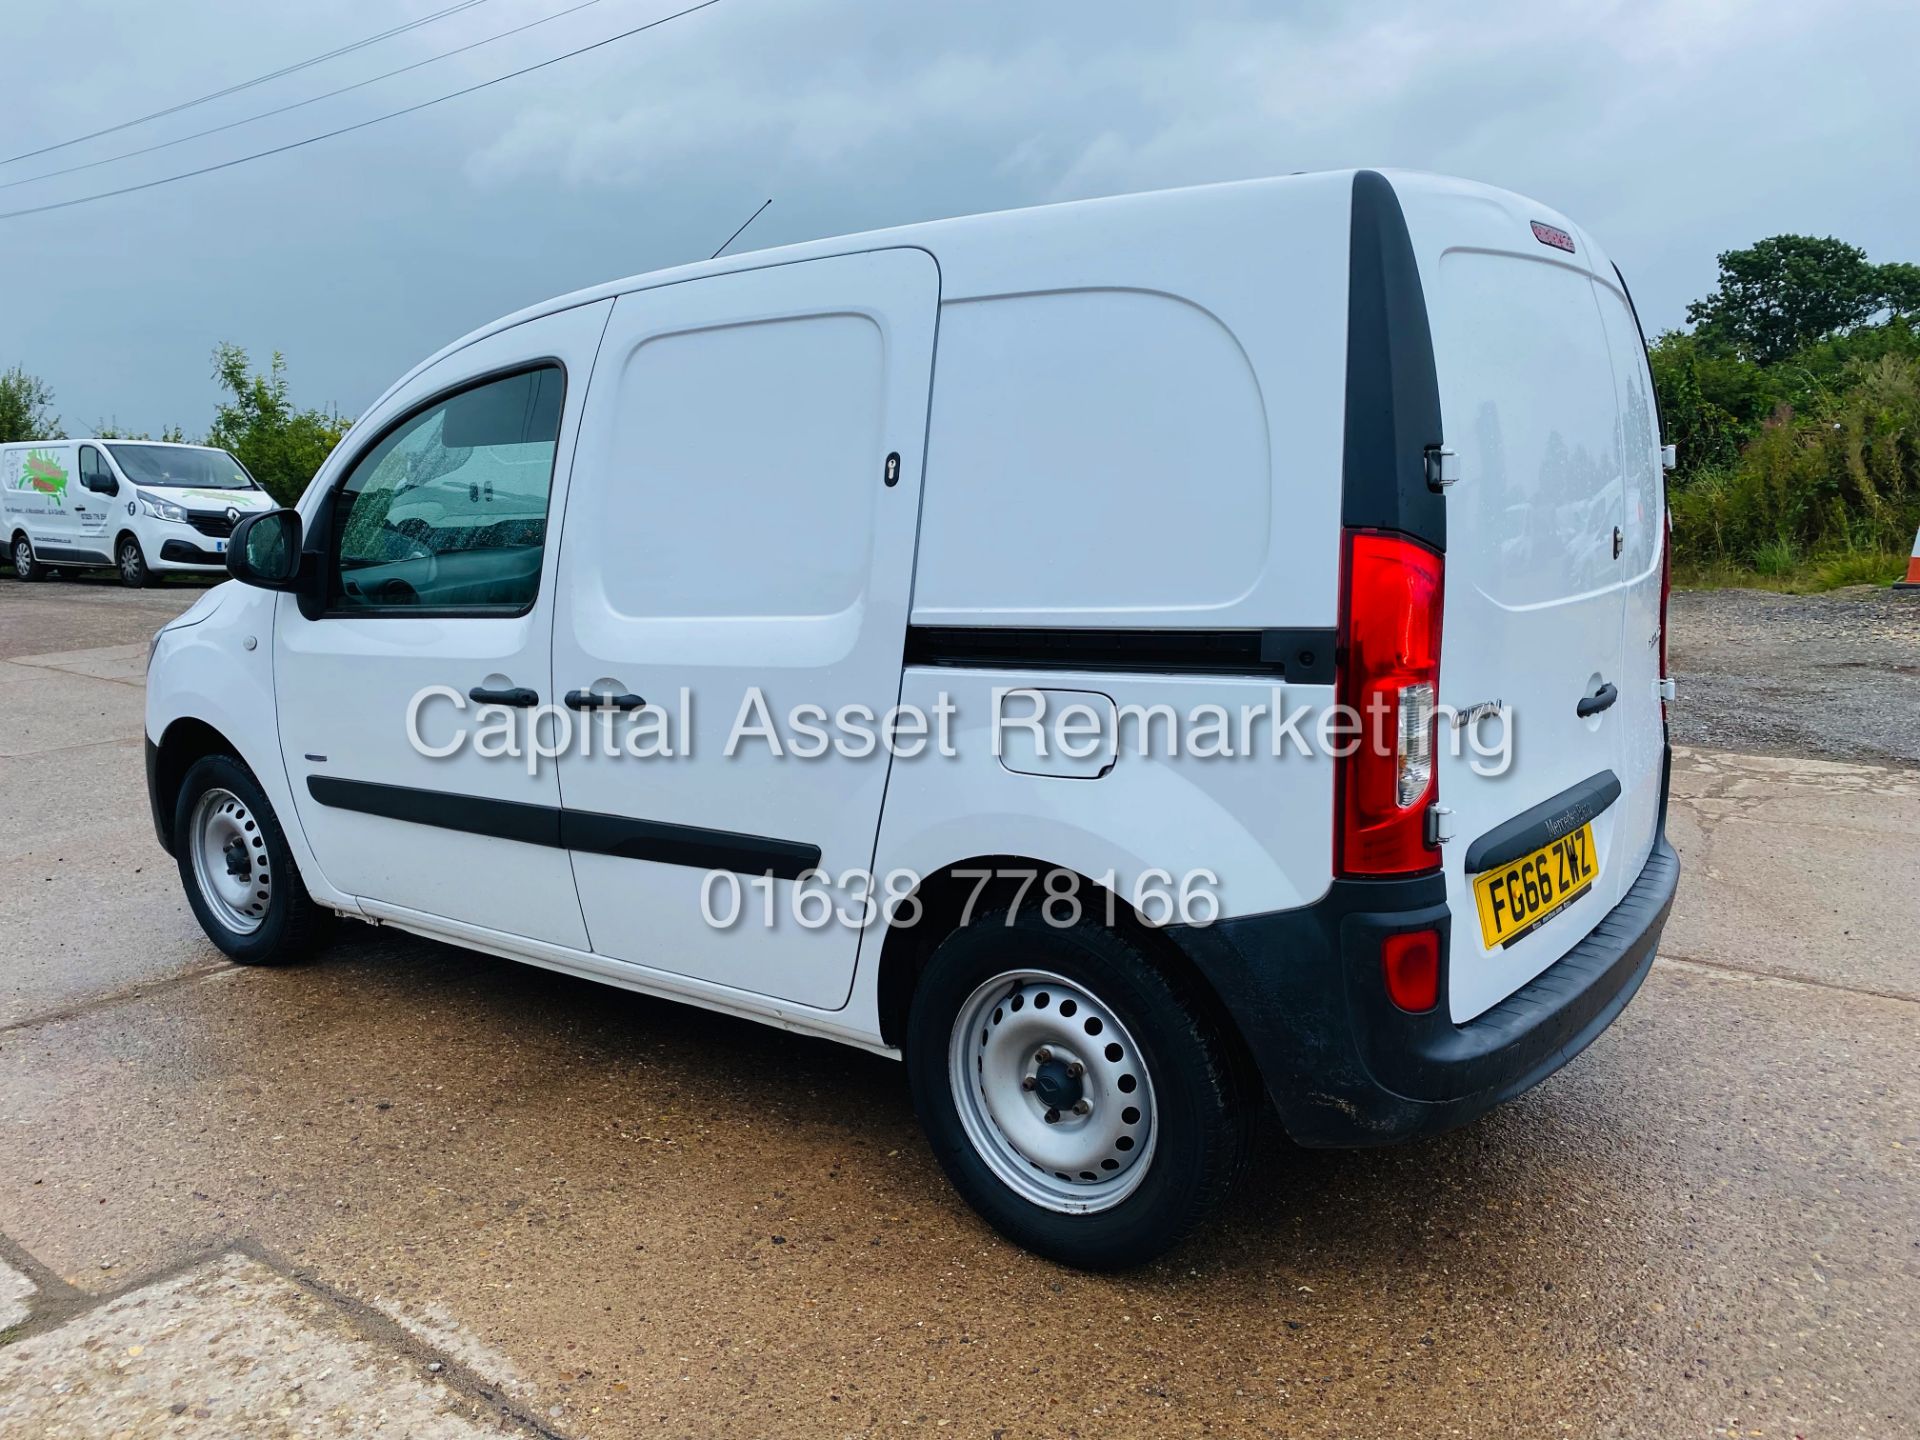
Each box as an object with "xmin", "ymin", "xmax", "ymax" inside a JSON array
[
  {"xmin": 565, "ymin": 689, "xmax": 647, "ymax": 711},
  {"xmin": 469, "ymin": 685, "xmax": 539, "ymax": 707},
  {"xmin": 1576, "ymin": 682, "xmax": 1619, "ymax": 718}
]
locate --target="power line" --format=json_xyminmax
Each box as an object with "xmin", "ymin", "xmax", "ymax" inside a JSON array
[
  {"xmin": 0, "ymin": 0, "xmax": 720, "ymax": 222},
  {"xmin": 1, "ymin": 0, "xmax": 504, "ymax": 167},
  {"xmin": 1, "ymin": 0, "xmax": 614, "ymax": 193}
]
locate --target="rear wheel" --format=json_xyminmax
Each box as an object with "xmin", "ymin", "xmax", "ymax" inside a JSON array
[
  {"xmin": 117, "ymin": 535, "xmax": 154, "ymax": 587},
  {"xmin": 173, "ymin": 754, "xmax": 328, "ymax": 965},
  {"xmin": 11, "ymin": 535, "xmax": 43, "ymax": 581},
  {"xmin": 906, "ymin": 909, "xmax": 1248, "ymax": 1269}
]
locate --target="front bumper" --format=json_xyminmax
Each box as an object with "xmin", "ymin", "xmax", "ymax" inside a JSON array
[
  {"xmin": 156, "ymin": 537, "xmax": 228, "ymax": 567},
  {"xmin": 1169, "ymin": 750, "xmax": 1679, "ymax": 1147}
]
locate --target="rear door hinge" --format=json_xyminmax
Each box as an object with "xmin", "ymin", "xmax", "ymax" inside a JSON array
[
  {"xmin": 1425, "ymin": 804, "xmax": 1456, "ymax": 847},
  {"xmin": 1425, "ymin": 445, "xmax": 1460, "ymax": 492}
]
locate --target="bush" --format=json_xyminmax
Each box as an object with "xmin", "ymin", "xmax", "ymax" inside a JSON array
[{"xmin": 1667, "ymin": 352, "xmax": 1920, "ymax": 573}]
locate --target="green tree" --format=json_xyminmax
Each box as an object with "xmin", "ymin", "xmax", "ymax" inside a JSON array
[
  {"xmin": 0, "ymin": 366, "xmax": 62, "ymax": 442},
  {"xmin": 205, "ymin": 343, "xmax": 349, "ymax": 504},
  {"xmin": 1685, "ymin": 235, "xmax": 1912, "ymax": 363}
]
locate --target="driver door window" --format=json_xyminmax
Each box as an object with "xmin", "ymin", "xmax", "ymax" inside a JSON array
[
  {"xmin": 328, "ymin": 365, "xmax": 564, "ymax": 614},
  {"xmin": 78, "ymin": 445, "xmax": 115, "ymax": 495}
]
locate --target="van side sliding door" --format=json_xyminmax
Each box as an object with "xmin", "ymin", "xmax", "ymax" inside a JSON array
[{"xmin": 551, "ymin": 248, "xmax": 940, "ymax": 1009}]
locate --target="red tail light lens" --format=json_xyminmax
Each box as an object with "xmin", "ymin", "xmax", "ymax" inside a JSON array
[
  {"xmin": 1336, "ymin": 529, "xmax": 1444, "ymax": 877},
  {"xmin": 1381, "ymin": 929, "xmax": 1441, "ymax": 1012}
]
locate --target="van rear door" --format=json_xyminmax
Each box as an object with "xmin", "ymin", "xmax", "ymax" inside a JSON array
[{"xmin": 1393, "ymin": 176, "xmax": 1659, "ymax": 1022}]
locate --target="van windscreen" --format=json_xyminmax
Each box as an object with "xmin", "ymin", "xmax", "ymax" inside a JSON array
[{"xmin": 107, "ymin": 444, "xmax": 255, "ymax": 490}]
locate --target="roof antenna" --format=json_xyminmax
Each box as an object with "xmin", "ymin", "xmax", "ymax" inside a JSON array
[{"xmin": 710, "ymin": 197, "xmax": 771, "ymax": 259}]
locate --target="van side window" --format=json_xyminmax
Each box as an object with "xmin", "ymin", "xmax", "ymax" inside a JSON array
[
  {"xmin": 326, "ymin": 365, "xmax": 564, "ymax": 616},
  {"xmin": 79, "ymin": 445, "xmax": 112, "ymax": 493}
]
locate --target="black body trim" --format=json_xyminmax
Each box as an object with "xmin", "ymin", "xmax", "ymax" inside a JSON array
[
  {"xmin": 144, "ymin": 737, "xmax": 171, "ymax": 851},
  {"xmin": 304, "ymin": 775, "xmax": 819, "ymax": 879},
  {"xmin": 904, "ymin": 625, "xmax": 1338, "ymax": 684},
  {"xmin": 309, "ymin": 776, "xmax": 558, "ymax": 846},
  {"xmin": 34, "ymin": 544, "xmax": 114, "ymax": 565},
  {"xmin": 1342, "ymin": 169, "xmax": 1446, "ymax": 550},
  {"xmin": 1462, "ymin": 769, "xmax": 1621, "ymax": 874},
  {"xmin": 160, "ymin": 539, "xmax": 226, "ymax": 565},
  {"xmin": 559, "ymin": 810, "xmax": 819, "ymax": 880},
  {"xmin": 1167, "ymin": 746, "xmax": 1676, "ymax": 1147}
]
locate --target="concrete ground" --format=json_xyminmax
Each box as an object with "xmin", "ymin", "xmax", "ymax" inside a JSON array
[{"xmin": 0, "ymin": 576, "xmax": 1915, "ymax": 1438}]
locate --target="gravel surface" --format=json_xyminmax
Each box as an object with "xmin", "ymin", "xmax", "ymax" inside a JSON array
[{"xmin": 1669, "ymin": 585, "xmax": 1920, "ymax": 767}]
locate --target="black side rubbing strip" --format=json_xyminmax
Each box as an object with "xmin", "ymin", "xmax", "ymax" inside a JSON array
[
  {"xmin": 904, "ymin": 626, "xmax": 1338, "ymax": 684},
  {"xmin": 308, "ymin": 776, "xmax": 559, "ymax": 847},
  {"xmin": 1343, "ymin": 169, "xmax": 1446, "ymax": 551},
  {"xmin": 305, "ymin": 776, "xmax": 819, "ymax": 879},
  {"xmin": 1463, "ymin": 770, "xmax": 1622, "ymax": 874},
  {"xmin": 560, "ymin": 811, "xmax": 819, "ymax": 880}
]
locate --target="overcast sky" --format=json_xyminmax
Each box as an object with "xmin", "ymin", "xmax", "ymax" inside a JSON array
[{"xmin": 3, "ymin": 0, "xmax": 1915, "ymax": 437}]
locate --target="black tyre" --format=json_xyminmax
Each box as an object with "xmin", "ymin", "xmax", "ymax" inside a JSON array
[
  {"xmin": 117, "ymin": 535, "xmax": 155, "ymax": 588},
  {"xmin": 172, "ymin": 753, "xmax": 328, "ymax": 965},
  {"xmin": 906, "ymin": 908, "xmax": 1249, "ymax": 1269},
  {"xmin": 11, "ymin": 534, "xmax": 43, "ymax": 581}
]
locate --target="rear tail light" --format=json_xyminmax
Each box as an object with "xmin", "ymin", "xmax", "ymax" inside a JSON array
[
  {"xmin": 1336, "ymin": 529, "xmax": 1444, "ymax": 877},
  {"xmin": 1381, "ymin": 929, "xmax": 1441, "ymax": 1012}
]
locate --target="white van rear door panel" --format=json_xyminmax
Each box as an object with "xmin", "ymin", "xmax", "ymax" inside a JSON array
[
  {"xmin": 551, "ymin": 248, "xmax": 939, "ymax": 1009},
  {"xmin": 1396, "ymin": 177, "xmax": 1636, "ymax": 1022}
]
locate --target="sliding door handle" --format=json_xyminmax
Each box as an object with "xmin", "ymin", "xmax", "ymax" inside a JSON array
[
  {"xmin": 1576, "ymin": 682, "xmax": 1619, "ymax": 718},
  {"xmin": 565, "ymin": 689, "xmax": 647, "ymax": 711},
  {"xmin": 468, "ymin": 685, "xmax": 539, "ymax": 708}
]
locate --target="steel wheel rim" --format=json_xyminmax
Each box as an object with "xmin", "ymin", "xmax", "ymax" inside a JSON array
[
  {"xmin": 948, "ymin": 968, "xmax": 1157, "ymax": 1214},
  {"xmin": 188, "ymin": 788, "xmax": 271, "ymax": 935},
  {"xmin": 13, "ymin": 540, "xmax": 29, "ymax": 577},
  {"xmin": 120, "ymin": 543, "xmax": 140, "ymax": 582}
]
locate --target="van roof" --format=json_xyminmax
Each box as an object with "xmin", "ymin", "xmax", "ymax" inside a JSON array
[
  {"xmin": 367, "ymin": 167, "xmax": 1607, "ymax": 427},
  {"xmin": 17, "ymin": 439, "xmax": 228, "ymax": 450}
]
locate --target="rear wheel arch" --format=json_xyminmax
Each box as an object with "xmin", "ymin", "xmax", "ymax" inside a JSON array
[{"xmin": 874, "ymin": 856, "xmax": 1254, "ymax": 1084}]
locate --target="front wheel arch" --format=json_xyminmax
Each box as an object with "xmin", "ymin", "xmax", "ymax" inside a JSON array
[{"xmin": 152, "ymin": 717, "xmax": 244, "ymax": 853}]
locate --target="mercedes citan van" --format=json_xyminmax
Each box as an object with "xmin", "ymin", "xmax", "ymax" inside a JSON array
[
  {"xmin": 5, "ymin": 439, "xmax": 275, "ymax": 584},
  {"xmin": 145, "ymin": 170, "xmax": 1679, "ymax": 1268}
]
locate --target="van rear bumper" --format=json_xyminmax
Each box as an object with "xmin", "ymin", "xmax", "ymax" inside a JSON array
[{"xmin": 1168, "ymin": 753, "xmax": 1679, "ymax": 1148}]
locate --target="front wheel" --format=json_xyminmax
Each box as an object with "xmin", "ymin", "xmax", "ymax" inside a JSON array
[
  {"xmin": 12, "ymin": 535, "xmax": 44, "ymax": 581},
  {"xmin": 117, "ymin": 536, "xmax": 155, "ymax": 587},
  {"xmin": 906, "ymin": 910, "xmax": 1249, "ymax": 1269},
  {"xmin": 173, "ymin": 754, "xmax": 328, "ymax": 965}
]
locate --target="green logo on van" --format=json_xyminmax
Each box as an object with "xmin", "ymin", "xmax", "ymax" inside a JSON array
[{"xmin": 18, "ymin": 449, "xmax": 68, "ymax": 505}]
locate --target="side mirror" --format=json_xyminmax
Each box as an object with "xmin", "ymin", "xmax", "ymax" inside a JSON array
[
  {"xmin": 84, "ymin": 473, "xmax": 118, "ymax": 496},
  {"xmin": 228, "ymin": 508, "xmax": 303, "ymax": 590}
]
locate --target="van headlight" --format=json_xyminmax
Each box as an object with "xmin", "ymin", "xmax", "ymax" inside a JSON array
[{"xmin": 140, "ymin": 493, "xmax": 189, "ymax": 523}]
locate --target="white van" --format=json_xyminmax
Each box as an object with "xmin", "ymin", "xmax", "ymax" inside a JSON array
[
  {"xmin": 145, "ymin": 170, "xmax": 1679, "ymax": 1268},
  {"xmin": 4, "ymin": 439, "xmax": 276, "ymax": 585}
]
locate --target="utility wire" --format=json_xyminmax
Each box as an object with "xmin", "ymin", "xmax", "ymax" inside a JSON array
[
  {"xmin": 1, "ymin": 0, "xmax": 613, "ymax": 193},
  {"xmin": 1, "ymin": 0, "xmax": 503, "ymax": 167},
  {"xmin": 0, "ymin": 0, "xmax": 720, "ymax": 222}
]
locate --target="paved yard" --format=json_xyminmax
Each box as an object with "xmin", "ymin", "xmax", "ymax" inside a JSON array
[{"xmin": 0, "ymin": 577, "xmax": 1915, "ymax": 1438}]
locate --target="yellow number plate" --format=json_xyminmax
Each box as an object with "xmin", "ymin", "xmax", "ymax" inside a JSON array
[{"xmin": 1473, "ymin": 822, "xmax": 1599, "ymax": 950}]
